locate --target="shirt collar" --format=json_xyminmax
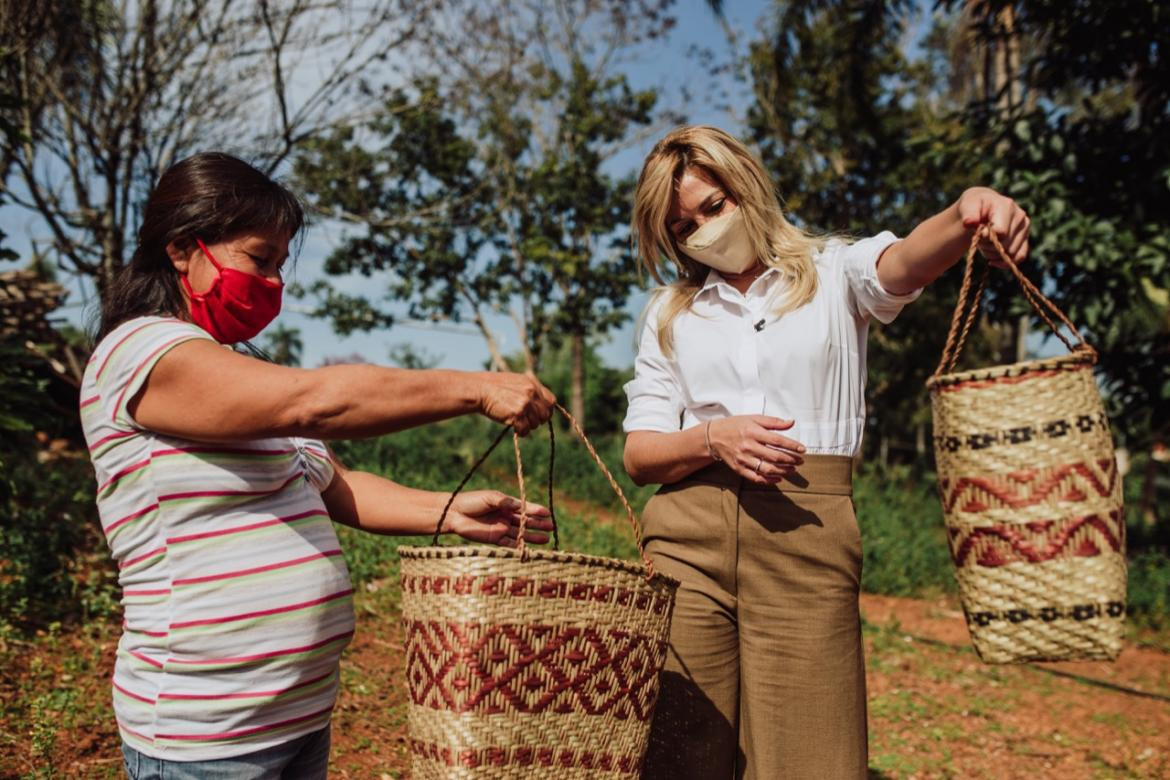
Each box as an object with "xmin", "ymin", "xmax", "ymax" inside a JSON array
[{"xmin": 697, "ymin": 265, "xmax": 781, "ymax": 301}]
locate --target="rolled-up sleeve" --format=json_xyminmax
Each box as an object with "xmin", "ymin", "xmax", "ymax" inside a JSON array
[
  {"xmin": 840, "ymin": 231, "xmax": 922, "ymax": 323},
  {"xmin": 622, "ymin": 299, "xmax": 685, "ymax": 433}
]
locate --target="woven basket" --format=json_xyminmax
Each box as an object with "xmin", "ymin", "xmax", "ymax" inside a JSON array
[
  {"xmin": 926, "ymin": 229, "xmax": 1126, "ymax": 665},
  {"xmin": 398, "ymin": 408, "xmax": 679, "ymax": 778}
]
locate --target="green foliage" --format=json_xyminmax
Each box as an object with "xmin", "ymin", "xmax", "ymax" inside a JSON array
[
  {"xmin": 294, "ymin": 62, "xmax": 653, "ymax": 358},
  {"xmin": 747, "ymin": 0, "xmax": 932, "ymax": 232},
  {"xmin": 495, "ymin": 420, "xmax": 659, "ymax": 516},
  {"xmin": 0, "ymin": 339, "xmax": 50, "ymax": 437},
  {"xmin": 261, "ymin": 323, "xmax": 303, "ymax": 366},
  {"xmin": 293, "ymin": 9, "xmax": 665, "ymax": 423},
  {"xmin": 1127, "ymin": 551, "xmax": 1170, "ymax": 630},
  {"xmin": 749, "ymin": 0, "xmax": 1169, "ymax": 457},
  {"xmin": 945, "ymin": 0, "xmax": 1169, "ymax": 450},
  {"xmin": 0, "ymin": 452, "xmax": 109, "ymax": 634},
  {"xmin": 853, "ymin": 464, "xmax": 956, "ymax": 597}
]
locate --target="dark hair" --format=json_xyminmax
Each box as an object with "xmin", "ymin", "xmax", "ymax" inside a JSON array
[{"xmin": 96, "ymin": 152, "xmax": 304, "ymax": 341}]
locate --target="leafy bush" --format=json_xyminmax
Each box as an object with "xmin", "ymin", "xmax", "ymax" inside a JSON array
[
  {"xmin": 1128, "ymin": 551, "xmax": 1170, "ymax": 630},
  {"xmin": 853, "ymin": 463, "xmax": 957, "ymax": 597},
  {"xmin": 0, "ymin": 452, "xmax": 110, "ymax": 633}
]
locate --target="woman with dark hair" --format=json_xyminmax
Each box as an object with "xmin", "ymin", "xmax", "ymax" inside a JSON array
[{"xmin": 83, "ymin": 152, "xmax": 556, "ymax": 778}]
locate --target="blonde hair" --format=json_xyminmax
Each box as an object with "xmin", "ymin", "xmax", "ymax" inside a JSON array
[{"xmin": 631, "ymin": 125, "xmax": 824, "ymax": 356}]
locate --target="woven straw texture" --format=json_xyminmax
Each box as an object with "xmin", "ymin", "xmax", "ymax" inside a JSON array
[
  {"xmin": 399, "ymin": 547, "xmax": 678, "ymax": 778},
  {"xmin": 398, "ymin": 407, "xmax": 679, "ymax": 777},
  {"xmin": 927, "ymin": 230, "xmax": 1126, "ymax": 664}
]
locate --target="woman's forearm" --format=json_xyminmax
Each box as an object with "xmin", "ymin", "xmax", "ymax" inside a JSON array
[
  {"xmin": 876, "ymin": 199, "xmax": 974, "ymax": 295},
  {"xmin": 623, "ymin": 427, "xmax": 714, "ymax": 486},
  {"xmin": 322, "ymin": 467, "xmax": 446, "ymax": 535},
  {"xmin": 130, "ymin": 339, "xmax": 537, "ymax": 443},
  {"xmin": 877, "ymin": 185, "xmax": 1030, "ymax": 295},
  {"xmin": 283, "ymin": 364, "xmax": 483, "ymax": 439}
]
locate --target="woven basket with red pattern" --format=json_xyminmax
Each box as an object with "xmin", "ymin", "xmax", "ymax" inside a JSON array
[
  {"xmin": 398, "ymin": 409, "xmax": 679, "ymax": 778},
  {"xmin": 926, "ymin": 229, "xmax": 1126, "ymax": 664}
]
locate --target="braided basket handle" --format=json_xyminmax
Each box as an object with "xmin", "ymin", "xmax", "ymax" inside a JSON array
[
  {"xmin": 431, "ymin": 403, "xmax": 656, "ymax": 577},
  {"xmin": 932, "ymin": 225, "xmax": 1094, "ymax": 378}
]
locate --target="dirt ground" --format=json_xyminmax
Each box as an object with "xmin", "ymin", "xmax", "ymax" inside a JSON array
[{"xmin": 4, "ymin": 586, "xmax": 1168, "ymax": 779}]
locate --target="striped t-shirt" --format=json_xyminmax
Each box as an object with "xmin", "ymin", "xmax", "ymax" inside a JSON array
[{"xmin": 81, "ymin": 316, "xmax": 355, "ymax": 761}]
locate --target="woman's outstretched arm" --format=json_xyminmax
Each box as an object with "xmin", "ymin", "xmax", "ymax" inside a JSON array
[
  {"xmin": 876, "ymin": 186, "xmax": 1031, "ymax": 295},
  {"xmin": 129, "ymin": 339, "xmax": 555, "ymax": 442},
  {"xmin": 321, "ymin": 458, "xmax": 553, "ymax": 546}
]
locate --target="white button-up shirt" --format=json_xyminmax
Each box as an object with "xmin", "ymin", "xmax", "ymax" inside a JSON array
[{"xmin": 622, "ymin": 232, "xmax": 920, "ymax": 456}]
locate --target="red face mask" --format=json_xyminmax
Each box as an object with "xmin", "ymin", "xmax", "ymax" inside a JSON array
[{"xmin": 182, "ymin": 239, "xmax": 283, "ymax": 344}]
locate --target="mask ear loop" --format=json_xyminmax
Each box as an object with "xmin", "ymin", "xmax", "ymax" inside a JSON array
[
  {"xmin": 180, "ymin": 239, "xmax": 224, "ymax": 300},
  {"xmin": 194, "ymin": 238, "xmax": 285, "ymax": 291},
  {"xmin": 195, "ymin": 239, "xmax": 226, "ymax": 272}
]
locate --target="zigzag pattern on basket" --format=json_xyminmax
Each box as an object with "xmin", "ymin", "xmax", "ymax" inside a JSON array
[
  {"xmin": 401, "ymin": 573, "xmax": 673, "ymax": 617},
  {"xmin": 405, "ymin": 619, "xmax": 667, "ymax": 720},
  {"xmin": 940, "ymin": 459, "xmax": 1118, "ymax": 513},
  {"xmin": 948, "ymin": 510, "xmax": 1124, "ymax": 568},
  {"xmin": 409, "ymin": 739, "xmax": 642, "ymax": 774}
]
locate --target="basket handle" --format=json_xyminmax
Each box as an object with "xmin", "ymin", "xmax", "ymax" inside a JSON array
[
  {"xmin": 430, "ymin": 421, "xmax": 557, "ymax": 548},
  {"xmin": 431, "ymin": 403, "xmax": 656, "ymax": 576},
  {"xmin": 932, "ymin": 225, "xmax": 1094, "ymax": 378}
]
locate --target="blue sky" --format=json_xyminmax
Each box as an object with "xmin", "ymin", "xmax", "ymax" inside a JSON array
[
  {"xmin": 0, "ymin": 1, "xmax": 778, "ymax": 370},
  {"xmin": 285, "ymin": 0, "xmax": 773, "ymax": 371}
]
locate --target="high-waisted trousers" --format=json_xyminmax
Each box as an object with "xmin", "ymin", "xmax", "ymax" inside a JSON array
[{"xmin": 641, "ymin": 456, "xmax": 866, "ymax": 780}]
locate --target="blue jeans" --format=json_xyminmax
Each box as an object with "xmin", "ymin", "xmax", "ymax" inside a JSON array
[{"xmin": 121, "ymin": 726, "xmax": 331, "ymax": 779}]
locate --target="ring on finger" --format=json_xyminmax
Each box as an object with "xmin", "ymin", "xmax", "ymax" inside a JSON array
[{"xmin": 754, "ymin": 457, "xmax": 762, "ymax": 473}]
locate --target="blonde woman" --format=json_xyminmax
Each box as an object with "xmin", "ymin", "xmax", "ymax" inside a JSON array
[{"xmin": 624, "ymin": 126, "xmax": 1029, "ymax": 779}]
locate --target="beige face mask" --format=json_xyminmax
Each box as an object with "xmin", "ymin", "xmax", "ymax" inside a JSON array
[{"xmin": 680, "ymin": 207, "xmax": 757, "ymax": 275}]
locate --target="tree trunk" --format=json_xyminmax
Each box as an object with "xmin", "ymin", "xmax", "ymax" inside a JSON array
[
  {"xmin": 570, "ymin": 330, "xmax": 586, "ymax": 429},
  {"xmin": 1015, "ymin": 313, "xmax": 1029, "ymax": 362}
]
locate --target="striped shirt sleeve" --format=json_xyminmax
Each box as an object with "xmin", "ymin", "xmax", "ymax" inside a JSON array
[
  {"xmin": 294, "ymin": 438, "xmax": 337, "ymax": 492},
  {"xmin": 92, "ymin": 317, "xmax": 214, "ymax": 429}
]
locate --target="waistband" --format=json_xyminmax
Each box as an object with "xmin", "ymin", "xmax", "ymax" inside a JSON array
[{"xmin": 679, "ymin": 455, "xmax": 854, "ymax": 496}]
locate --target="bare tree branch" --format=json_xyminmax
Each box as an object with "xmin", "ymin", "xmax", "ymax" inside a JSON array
[{"xmin": 1, "ymin": 0, "xmax": 441, "ymax": 293}]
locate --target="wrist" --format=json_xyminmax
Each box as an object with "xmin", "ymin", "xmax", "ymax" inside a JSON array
[
  {"xmin": 454, "ymin": 370, "xmax": 487, "ymax": 415},
  {"xmin": 436, "ymin": 493, "xmax": 464, "ymax": 536},
  {"xmin": 704, "ymin": 419, "xmax": 722, "ymax": 462}
]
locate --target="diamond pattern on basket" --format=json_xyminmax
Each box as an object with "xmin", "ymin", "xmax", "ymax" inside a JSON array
[
  {"xmin": 948, "ymin": 509, "xmax": 1124, "ymax": 568},
  {"xmin": 405, "ymin": 619, "xmax": 668, "ymax": 719},
  {"xmin": 940, "ymin": 458, "xmax": 1118, "ymax": 513}
]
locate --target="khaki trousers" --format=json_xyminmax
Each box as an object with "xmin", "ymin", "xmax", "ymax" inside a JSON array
[{"xmin": 642, "ymin": 457, "xmax": 866, "ymax": 780}]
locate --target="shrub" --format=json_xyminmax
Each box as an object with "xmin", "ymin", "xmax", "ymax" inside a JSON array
[
  {"xmin": 1128, "ymin": 551, "xmax": 1170, "ymax": 630},
  {"xmin": 853, "ymin": 463, "xmax": 957, "ymax": 597},
  {"xmin": 0, "ymin": 451, "xmax": 109, "ymax": 633}
]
